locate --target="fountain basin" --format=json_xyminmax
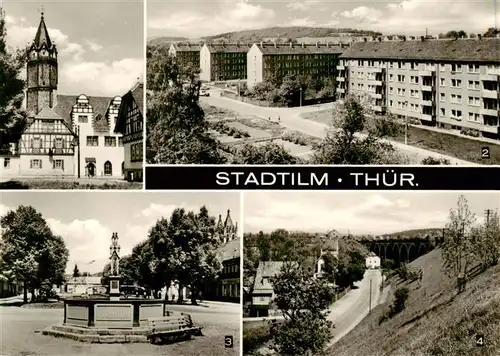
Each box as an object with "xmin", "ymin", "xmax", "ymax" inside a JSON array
[
  {"xmin": 42, "ymin": 298, "xmax": 171, "ymax": 343},
  {"xmin": 63, "ymin": 298, "xmax": 168, "ymax": 329}
]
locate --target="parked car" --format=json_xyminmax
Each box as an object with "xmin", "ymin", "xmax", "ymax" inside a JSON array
[{"xmin": 200, "ymin": 88, "xmax": 210, "ymax": 96}]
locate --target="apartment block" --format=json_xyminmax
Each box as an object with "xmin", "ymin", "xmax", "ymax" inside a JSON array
[
  {"xmin": 168, "ymin": 42, "xmax": 202, "ymax": 69},
  {"xmin": 247, "ymin": 42, "xmax": 344, "ymax": 89},
  {"xmin": 200, "ymin": 43, "xmax": 250, "ymax": 82},
  {"xmin": 337, "ymin": 37, "xmax": 500, "ymax": 139}
]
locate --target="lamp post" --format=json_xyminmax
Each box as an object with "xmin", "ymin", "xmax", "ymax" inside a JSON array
[
  {"xmin": 299, "ymin": 87, "xmax": 303, "ymax": 107},
  {"xmin": 72, "ymin": 125, "xmax": 81, "ymax": 178}
]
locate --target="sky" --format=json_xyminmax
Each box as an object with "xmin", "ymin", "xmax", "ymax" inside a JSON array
[
  {"xmin": 3, "ymin": 0, "xmax": 144, "ymax": 97},
  {"xmin": 147, "ymin": 0, "xmax": 499, "ymax": 39},
  {"xmin": 0, "ymin": 192, "xmax": 241, "ymax": 275},
  {"xmin": 244, "ymin": 192, "xmax": 500, "ymax": 235}
]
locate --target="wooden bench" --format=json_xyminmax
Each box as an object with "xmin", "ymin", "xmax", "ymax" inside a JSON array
[{"xmin": 147, "ymin": 314, "xmax": 203, "ymax": 344}]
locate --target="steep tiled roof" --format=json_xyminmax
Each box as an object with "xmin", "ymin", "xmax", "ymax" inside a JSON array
[
  {"xmin": 340, "ymin": 38, "xmax": 500, "ymax": 62},
  {"xmin": 55, "ymin": 95, "xmax": 113, "ymax": 127},
  {"xmin": 206, "ymin": 43, "xmax": 251, "ymax": 53},
  {"xmin": 93, "ymin": 114, "xmax": 109, "ymax": 132},
  {"xmin": 113, "ymin": 82, "xmax": 144, "ymax": 134},
  {"xmin": 33, "ymin": 15, "xmax": 53, "ymax": 49},
  {"xmin": 35, "ymin": 107, "xmax": 63, "ymax": 121},
  {"xmin": 216, "ymin": 237, "xmax": 240, "ymax": 261},
  {"xmin": 252, "ymin": 261, "xmax": 284, "ymax": 294},
  {"xmin": 131, "ymin": 82, "xmax": 144, "ymax": 114},
  {"xmin": 172, "ymin": 42, "xmax": 203, "ymax": 52},
  {"xmin": 256, "ymin": 43, "xmax": 344, "ymax": 55}
]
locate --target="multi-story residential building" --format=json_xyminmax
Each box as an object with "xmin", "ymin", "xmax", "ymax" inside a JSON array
[
  {"xmin": 250, "ymin": 261, "xmax": 284, "ymax": 317},
  {"xmin": 337, "ymin": 37, "xmax": 500, "ymax": 139},
  {"xmin": 247, "ymin": 42, "xmax": 344, "ymax": 89},
  {"xmin": 114, "ymin": 82, "xmax": 144, "ymax": 182},
  {"xmin": 168, "ymin": 42, "xmax": 202, "ymax": 69},
  {"xmin": 200, "ymin": 43, "xmax": 249, "ymax": 82}
]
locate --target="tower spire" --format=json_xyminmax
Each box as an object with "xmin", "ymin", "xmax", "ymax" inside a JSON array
[{"xmin": 34, "ymin": 7, "xmax": 52, "ymax": 49}]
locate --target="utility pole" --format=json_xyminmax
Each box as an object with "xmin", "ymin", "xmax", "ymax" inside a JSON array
[
  {"xmin": 485, "ymin": 209, "xmax": 493, "ymax": 228},
  {"xmin": 369, "ymin": 278, "xmax": 372, "ymax": 314}
]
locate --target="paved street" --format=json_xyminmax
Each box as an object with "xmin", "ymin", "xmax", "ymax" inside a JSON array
[
  {"xmin": 326, "ymin": 269, "xmax": 382, "ymax": 347},
  {"xmin": 0, "ymin": 301, "xmax": 240, "ymax": 356},
  {"xmin": 202, "ymin": 88, "xmax": 475, "ymax": 165}
]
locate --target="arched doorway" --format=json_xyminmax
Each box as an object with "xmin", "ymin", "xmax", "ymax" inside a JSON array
[{"xmin": 104, "ymin": 161, "xmax": 112, "ymax": 176}]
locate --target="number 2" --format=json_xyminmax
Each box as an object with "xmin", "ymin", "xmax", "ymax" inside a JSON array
[{"xmin": 481, "ymin": 147, "xmax": 490, "ymax": 159}]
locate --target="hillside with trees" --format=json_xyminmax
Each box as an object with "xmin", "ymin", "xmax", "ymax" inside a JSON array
[{"xmin": 147, "ymin": 27, "xmax": 382, "ymax": 46}]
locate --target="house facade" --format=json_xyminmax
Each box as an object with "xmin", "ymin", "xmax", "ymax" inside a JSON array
[
  {"xmin": 114, "ymin": 82, "xmax": 144, "ymax": 182},
  {"xmin": 337, "ymin": 37, "xmax": 500, "ymax": 139},
  {"xmin": 250, "ymin": 261, "xmax": 284, "ymax": 317},
  {"xmin": 1, "ymin": 13, "xmax": 128, "ymax": 178},
  {"xmin": 366, "ymin": 253, "xmax": 381, "ymax": 269},
  {"xmin": 169, "ymin": 42, "xmax": 202, "ymax": 69},
  {"xmin": 247, "ymin": 42, "xmax": 344, "ymax": 89},
  {"xmin": 200, "ymin": 43, "xmax": 249, "ymax": 82}
]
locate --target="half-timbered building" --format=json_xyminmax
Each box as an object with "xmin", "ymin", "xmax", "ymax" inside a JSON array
[
  {"xmin": 18, "ymin": 107, "xmax": 76, "ymax": 175},
  {"xmin": 2, "ymin": 12, "xmax": 130, "ymax": 179},
  {"xmin": 114, "ymin": 82, "xmax": 144, "ymax": 182}
]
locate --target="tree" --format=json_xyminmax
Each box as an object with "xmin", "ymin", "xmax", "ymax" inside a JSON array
[
  {"xmin": 279, "ymin": 75, "xmax": 301, "ymax": 107},
  {"xmin": 483, "ymin": 27, "xmax": 499, "ymax": 38},
  {"xmin": 146, "ymin": 47, "xmax": 225, "ymax": 164},
  {"xmin": 270, "ymin": 263, "xmax": 335, "ymax": 356},
  {"xmin": 73, "ymin": 264, "xmax": 81, "ymax": 278},
  {"xmin": 471, "ymin": 210, "xmax": 500, "ymax": 268},
  {"xmin": 231, "ymin": 142, "xmax": 301, "ymax": 164},
  {"xmin": 148, "ymin": 206, "xmax": 222, "ymax": 304},
  {"xmin": 311, "ymin": 94, "xmax": 404, "ymax": 164},
  {"xmin": 441, "ymin": 195, "xmax": 477, "ymax": 292},
  {"xmin": 0, "ymin": 205, "xmax": 69, "ymax": 302},
  {"xmin": 0, "ymin": 10, "xmax": 28, "ymax": 151}
]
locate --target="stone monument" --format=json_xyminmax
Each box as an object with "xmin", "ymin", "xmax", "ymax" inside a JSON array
[{"xmin": 108, "ymin": 232, "xmax": 121, "ymax": 301}]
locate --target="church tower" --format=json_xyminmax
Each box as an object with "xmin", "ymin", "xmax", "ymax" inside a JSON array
[{"xmin": 26, "ymin": 11, "xmax": 58, "ymax": 115}]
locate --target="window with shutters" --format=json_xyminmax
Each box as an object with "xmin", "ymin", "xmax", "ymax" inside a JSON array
[
  {"xmin": 53, "ymin": 159, "xmax": 64, "ymax": 169},
  {"xmin": 30, "ymin": 159, "xmax": 42, "ymax": 169}
]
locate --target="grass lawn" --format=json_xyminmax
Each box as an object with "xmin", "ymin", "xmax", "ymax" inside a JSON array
[
  {"xmin": 0, "ymin": 180, "xmax": 142, "ymax": 190},
  {"xmin": 301, "ymin": 109, "xmax": 500, "ymax": 164}
]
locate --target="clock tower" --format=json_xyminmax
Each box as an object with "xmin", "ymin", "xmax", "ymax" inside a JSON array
[{"xmin": 26, "ymin": 11, "xmax": 58, "ymax": 116}]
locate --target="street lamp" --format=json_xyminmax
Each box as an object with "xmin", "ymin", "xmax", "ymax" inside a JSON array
[
  {"xmin": 299, "ymin": 87, "xmax": 303, "ymax": 107},
  {"xmin": 71, "ymin": 125, "xmax": 81, "ymax": 178}
]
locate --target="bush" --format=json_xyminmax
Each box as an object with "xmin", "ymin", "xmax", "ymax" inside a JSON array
[
  {"xmin": 392, "ymin": 286, "xmax": 409, "ymax": 314},
  {"xmin": 421, "ymin": 156, "xmax": 451, "ymax": 165},
  {"xmin": 243, "ymin": 325, "xmax": 272, "ymax": 354}
]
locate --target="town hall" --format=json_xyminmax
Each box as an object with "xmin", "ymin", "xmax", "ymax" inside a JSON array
[{"xmin": 1, "ymin": 12, "xmax": 141, "ymax": 180}]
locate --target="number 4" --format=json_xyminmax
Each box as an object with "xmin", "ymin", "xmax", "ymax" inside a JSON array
[
  {"xmin": 481, "ymin": 147, "xmax": 490, "ymax": 159},
  {"xmin": 476, "ymin": 334, "xmax": 484, "ymax": 346}
]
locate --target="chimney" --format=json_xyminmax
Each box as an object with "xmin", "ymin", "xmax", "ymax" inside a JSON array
[
  {"xmin": 327, "ymin": 41, "xmax": 330, "ymax": 48},
  {"xmin": 274, "ymin": 42, "xmax": 277, "ymax": 48},
  {"xmin": 260, "ymin": 41, "xmax": 263, "ymax": 47},
  {"xmin": 420, "ymin": 36, "xmax": 425, "ymax": 42},
  {"xmin": 290, "ymin": 41, "xmax": 293, "ymax": 48},
  {"xmin": 301, "ymin": 42, "xmax": 305, "ymax": 48}
]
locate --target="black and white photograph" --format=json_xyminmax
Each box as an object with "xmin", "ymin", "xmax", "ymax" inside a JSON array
[
  {"xmin": 0, "ymin": 191, "xmax": 241, "ymax": 355},
  {"xmin": 146, "ymin": 0, "xmax": 499, "ymax": 165},
  {"xmin": 242, "ymin": 191, "xmax": 500, "ymax": 355},
  {"xmin": 0, "ymin": 1, "xmax": 144, "ymax": 190}
]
